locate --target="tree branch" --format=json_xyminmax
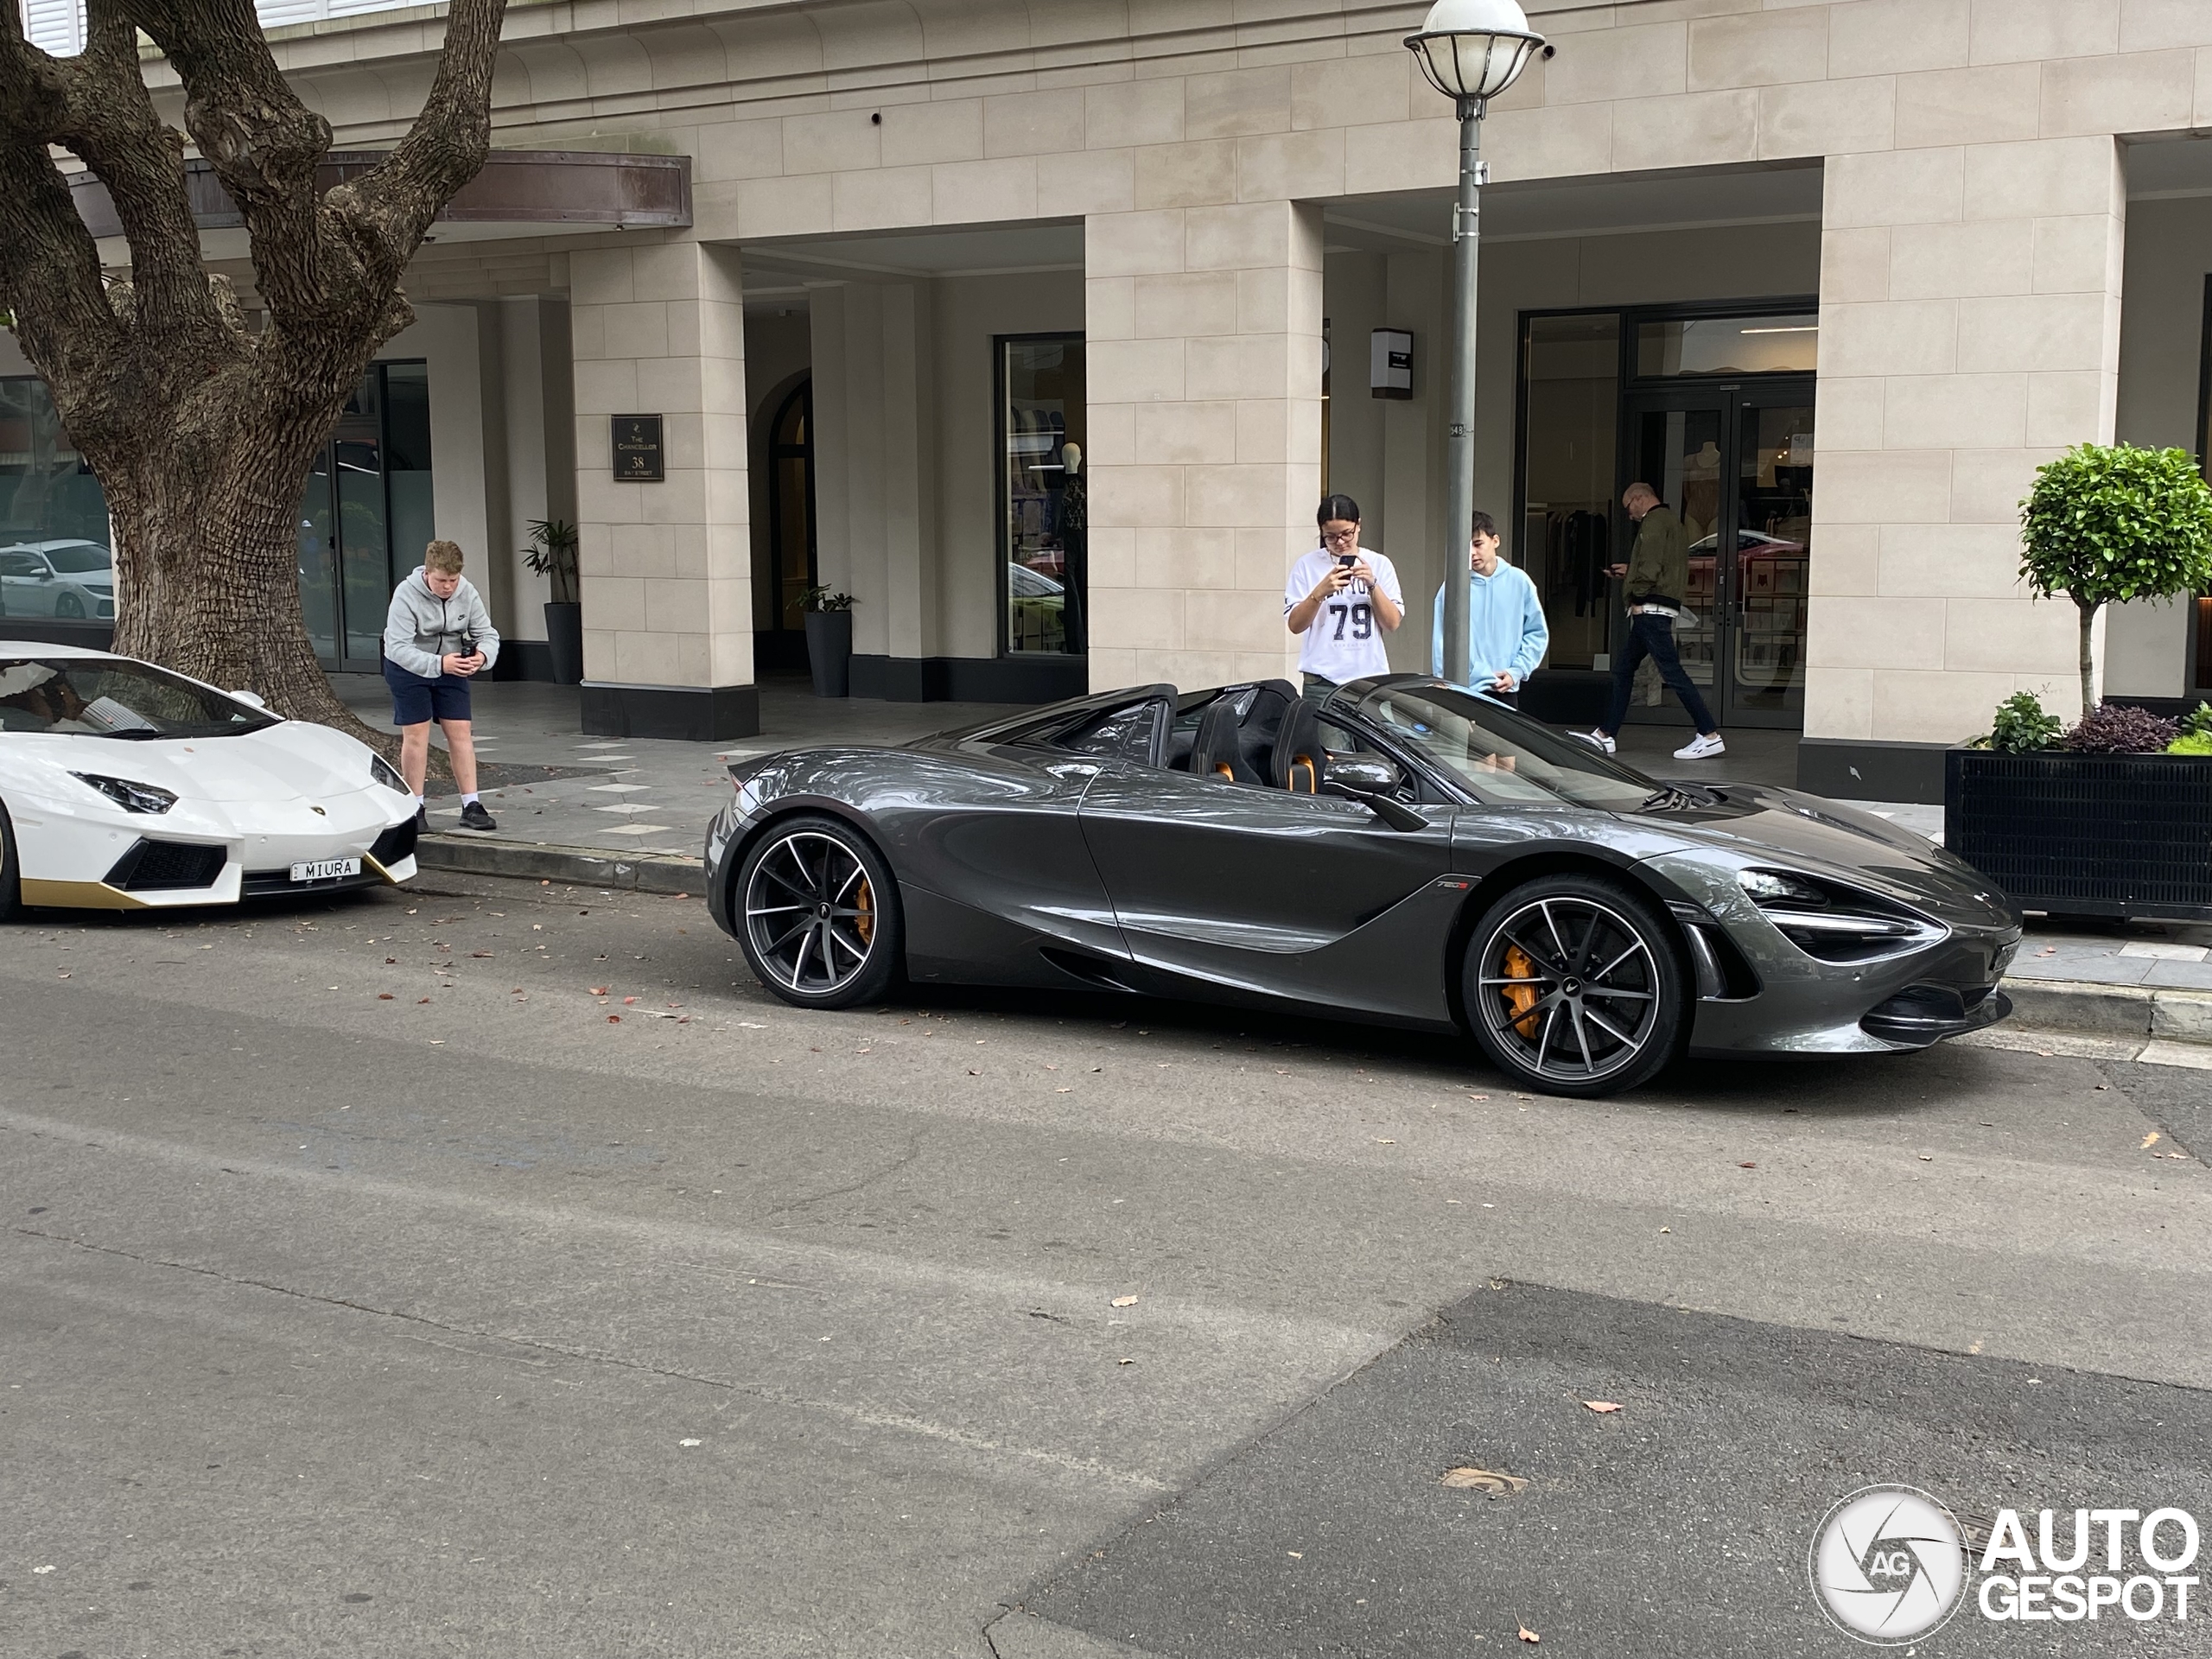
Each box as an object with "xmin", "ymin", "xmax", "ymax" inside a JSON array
[
  {"xmin": 56, "ymin": 0, "xmax": 226, "ymax": 357},
  {"xmin": 0, "ymin": 15, "xmax": 127, "ymax": 411},
  {"xmin": 122, "ymin": 0, "xmax": 333, "ymax": 329},
  {"xmin": 334, "ymin": 0, "xmax": 509, "ymax": 277}
]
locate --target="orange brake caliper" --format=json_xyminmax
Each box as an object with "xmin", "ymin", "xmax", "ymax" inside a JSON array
[
  {"xmin": 854, "ymin": 877, "xmax": 874, "ymax": 945},
  {"xmin": 1501, "ymin": 944, "xmax": 1541, "ymax": 1039}
]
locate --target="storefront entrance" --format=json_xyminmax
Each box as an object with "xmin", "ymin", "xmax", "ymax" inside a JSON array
[
  {"xmin": 299, "ymin": 360, "xmax": 435, "ymax": 674},
  {"xmin": 1516, "ymin": 303, "xmax": 1815, "ymax": 731},
  {"xmin": 1622, "ymin": 379, "xmax": 1814, "ymax": 729}
]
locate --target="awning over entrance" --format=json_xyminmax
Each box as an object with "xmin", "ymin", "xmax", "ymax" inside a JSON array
[{"xmin": 70, "ymin": 149, "xmax": 691, "ymax": 242}]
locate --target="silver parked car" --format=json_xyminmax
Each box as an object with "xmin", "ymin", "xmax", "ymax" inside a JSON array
[{"xmin": 0, "ymin": 539, "xmax": 115, "ymax": 620}]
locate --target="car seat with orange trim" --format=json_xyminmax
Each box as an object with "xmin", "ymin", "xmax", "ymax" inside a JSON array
[
  {"xmin": 1186, "ymin": 696, "xmax": 1248, "ymax": 783},
  {"xmin": 1271, "ymin": 696, "xmax": 1325, "ymax": 793}
]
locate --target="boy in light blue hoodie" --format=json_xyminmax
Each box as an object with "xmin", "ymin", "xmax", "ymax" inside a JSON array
[{"xmin": 1430, "ymin": 511, "xmax": 1548, "ymax": 704}]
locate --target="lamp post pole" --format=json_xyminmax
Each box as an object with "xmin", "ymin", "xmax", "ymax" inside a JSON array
[
  {"xmin": 1404, "ymin": 0, "xmax": 1542, "ymax": 689},
  {"xmin": 1440, "ymin": 94, "xmax": 1486, "ymax": 689}
]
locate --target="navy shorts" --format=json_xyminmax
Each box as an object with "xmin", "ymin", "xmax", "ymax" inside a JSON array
[{"xmin": 385, "ymin": 661, "xmax": 472, "ymax": 727}]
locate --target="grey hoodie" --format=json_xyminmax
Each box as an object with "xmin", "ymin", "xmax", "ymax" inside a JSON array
[{"xmin": 383, "ymin": 566, "xmax": 501, "ymax": 679}]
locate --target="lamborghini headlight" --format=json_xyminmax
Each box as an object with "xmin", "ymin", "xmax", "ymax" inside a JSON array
[
  {"xmin": 371, "ymin": 753, "xmax": 410, "ymax": 794},
  {"xmin": 72, "ymin": 772, "xmax": 177, "ymax": 815}
]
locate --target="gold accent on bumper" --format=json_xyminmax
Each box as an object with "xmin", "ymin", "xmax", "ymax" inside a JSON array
[{"xmin": 21, "ymin": 878, "xmax": 150, "ymax": 910}]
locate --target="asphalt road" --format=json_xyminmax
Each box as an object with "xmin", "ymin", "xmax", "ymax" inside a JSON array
[{"xmin": 3, "ymin": 873, "xmax": 2207, "ymax": 1658}]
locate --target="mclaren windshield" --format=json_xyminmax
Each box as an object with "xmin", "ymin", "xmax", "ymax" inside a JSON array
[{"xmin": 1354, "ymin": 681, "xmax": 1669, "ymax": 812}]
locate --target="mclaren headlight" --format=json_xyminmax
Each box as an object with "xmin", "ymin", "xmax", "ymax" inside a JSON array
[
  {"xmin": 1738, "ymin": 868, "xmax": 1942, "ymax": 962},
  {"xmin": 72, "ymin": 772, "xmax": 177, "ymax": 815},
  {"xmin": 371, "ymin": 752, "xmax": 410, "ymax": 794}
]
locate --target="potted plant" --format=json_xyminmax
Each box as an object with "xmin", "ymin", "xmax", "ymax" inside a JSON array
[
  {"xmin": 801, "ymin": 585, "xmax": 856, "ymax": 699},
  {"xmin": 522, "ymin": 518, "xmax": 582, "ymax": 684},
  {"xmin": 1944, "ymin": 445, "xmax": 2212, "ymax": 920}
]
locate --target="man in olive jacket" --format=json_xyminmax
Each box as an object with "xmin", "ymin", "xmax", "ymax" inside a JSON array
[{"xmin": 1574, "ymin": 482, "xmax": 1724, "ymax": 760}]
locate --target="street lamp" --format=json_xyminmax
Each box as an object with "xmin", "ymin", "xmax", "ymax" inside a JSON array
[{"xmin": 1405, "ymin": 0, "xmax": 1544, "ymax": 689}]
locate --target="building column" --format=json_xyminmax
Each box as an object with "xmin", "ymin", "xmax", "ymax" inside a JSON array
[
  {"xmin": 1085, "ymin": 200, "xmax": 1325, "ymax": 690},
  {"xmin": 570, "ymin": 239, "xmax": 758, "ymax": 740},
  {"xmin": 810, "ymin": 280, "xmax": 939, "ymax": 697},
  {"xmin": 1804, "ymin": 137, "xmax": 2125, "ymax": 793}
]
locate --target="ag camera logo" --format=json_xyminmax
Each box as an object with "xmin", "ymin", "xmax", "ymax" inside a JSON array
[{"xmin": 1809, "ymin": 1485, "xmax": 1969, "ymax": 1644}]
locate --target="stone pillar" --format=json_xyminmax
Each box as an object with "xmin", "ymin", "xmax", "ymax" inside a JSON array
[
  {"xmin": 810, "ymin": 279, "xmax": 939, "ymax": 697},
  {"xmin": 570, "ymin": 239, "xmax": 757, "ymax": 740},
  {"xmin": 1084, "ymin": 200, "xmax": 1325, "ymax": 690},
  {"xmin": 1808, "ymin": 136, "xmax": 2126, "ymax": 765}
]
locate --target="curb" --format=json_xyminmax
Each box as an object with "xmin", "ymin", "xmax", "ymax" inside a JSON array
[
  {"xmin": 2000, "ymin": 977, "xmax": 2212, "ymax": 1043},
  {"xmin": 415, "ymin": 833, "xmax": 703, "ymax": 896}
]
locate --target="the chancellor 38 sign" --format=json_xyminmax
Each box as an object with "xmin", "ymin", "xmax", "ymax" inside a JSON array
[{"xmin": 611, "ymin": 414, "xmax": 664, "ymax": 482}]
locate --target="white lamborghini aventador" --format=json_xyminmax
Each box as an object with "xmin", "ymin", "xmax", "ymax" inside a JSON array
[{"xmin": 0, "ymin": 643, "xmax": 418, "ymax": 915}]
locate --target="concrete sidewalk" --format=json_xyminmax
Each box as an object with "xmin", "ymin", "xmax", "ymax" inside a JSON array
[{"xmin": 349, "ymin": 674, "xmax": 2212, "ymax": 1043}]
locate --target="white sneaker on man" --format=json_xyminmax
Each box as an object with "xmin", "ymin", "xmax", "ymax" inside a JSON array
[
  {"xmin": 1674, "ymin": 733, "xmax": 1726, "ymax": 760},
  {"xmin": 1571, "ymin": 729, "xmax": 1616, "ymax": 754}
]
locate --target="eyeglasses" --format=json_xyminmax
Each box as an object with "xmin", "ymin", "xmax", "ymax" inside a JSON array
[{"xmin": 1320, "ymin": 529, "xmax": 1359, "ymax": 546}]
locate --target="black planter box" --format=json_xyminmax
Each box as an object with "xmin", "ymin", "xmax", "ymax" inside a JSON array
[
  {"xmin": 1944, "ymin": 747, "xmax": 2212, "ymax": 921},
  {"xmin": 804, "ymin": 609, "xmax": 852, "ymax": 698}
]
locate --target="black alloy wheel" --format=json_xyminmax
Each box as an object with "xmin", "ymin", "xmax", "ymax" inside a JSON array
[
  {"xmin": 1463, "ymin": 873, "xmax": 1685, "ymax": 1097},
  {"xmin": 736, "ymin": 815, "xmax": 900, "ymax": 1009},
  {"xmin": 55, "ymin": 593, "xmax": 85, "ymax": 620}
]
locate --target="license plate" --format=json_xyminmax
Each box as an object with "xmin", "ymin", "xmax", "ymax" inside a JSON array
[{"xmin": 290, "ymin": 857, "xmax": 361, "ymax": 882}]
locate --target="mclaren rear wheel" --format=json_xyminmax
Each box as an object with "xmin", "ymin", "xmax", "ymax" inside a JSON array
[
  {"xmin": 735, "ymin": 814, "xmax": 900, "ymax": 1009},
  {"xmin": 1463, "ymin": 873, "xmax": 1685, "ymax": 1097}
]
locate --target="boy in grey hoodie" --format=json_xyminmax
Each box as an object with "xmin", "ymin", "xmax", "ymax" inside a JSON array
[{"xmin": 382, "ymin": 538, "xmax": 501, "ymax": 830}]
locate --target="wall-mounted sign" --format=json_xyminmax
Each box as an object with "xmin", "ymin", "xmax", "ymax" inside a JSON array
[
  {"xmin": 1370, "ymin": 329, "xmax": 1413, "ymax": 400},
  {"xmin": 612, "ymin": 414, "xmax": 664, "ymax": 481}
]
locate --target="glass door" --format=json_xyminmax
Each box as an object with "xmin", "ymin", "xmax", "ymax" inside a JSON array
[
  {"xmin": 1619, "ymin": 379, "xmax": 1813, "ymax": 728},
  {"xmin": 296, "ymin": 361, "xmax": 431, "ymax": 675}
]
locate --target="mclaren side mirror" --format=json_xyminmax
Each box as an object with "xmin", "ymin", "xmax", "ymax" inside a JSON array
[{"xmin": 1323, "ymin": 755, "xmax": 1427, "ymax": 833}]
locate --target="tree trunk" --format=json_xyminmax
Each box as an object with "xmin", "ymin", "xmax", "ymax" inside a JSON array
[
  {"xmin": 2078, "ymin": 596, "xmax": 2101, "ymax": 715},
  {"xmin": 100, "ymin": 383, "xmax": 411, "ymax": 758}
]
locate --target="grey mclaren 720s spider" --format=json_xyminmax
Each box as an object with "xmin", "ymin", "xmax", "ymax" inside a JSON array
[{"xmin": 703, "ymin": 676, "xmax": 2022, "ymax": 1097}]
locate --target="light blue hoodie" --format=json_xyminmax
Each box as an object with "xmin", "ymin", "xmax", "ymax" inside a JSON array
[{"xmin": 1431, "ymin": 559, "xmax": 1548, "ymax": 686}]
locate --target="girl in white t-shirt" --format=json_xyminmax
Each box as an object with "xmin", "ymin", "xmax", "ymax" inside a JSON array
[{"xmin": 1284, "ymin": 493, "xmax": 1404, "ymax": 699}]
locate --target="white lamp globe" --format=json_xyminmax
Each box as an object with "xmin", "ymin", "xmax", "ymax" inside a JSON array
[{"xmin": 1404, "ymin": 0, "xmax": 1546, "ymax": 101}]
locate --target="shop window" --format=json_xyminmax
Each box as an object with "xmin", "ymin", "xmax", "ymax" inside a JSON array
[
  {"xmin": 1517, "ymin": 315, "xmax": 1618, "ymax": 671},
  {"xmin": 0, "ymin": 377, "xmax": 111, "ymax": 622},
  {"xmin": 1637, "ymin": 315, "xmax": 1818, "ymax": 378},
  {"xmin": 998, "ymin": 335, "xmax": 1085, "ymax": 658}
]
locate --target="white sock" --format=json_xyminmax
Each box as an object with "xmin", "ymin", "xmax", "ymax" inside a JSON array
[
  {"xmin": 462, "ymin": 792, "xmax": 480, "ymax": 806},
  {"xmin": 411, "ymin": 794, "xmax": 424, "ymax": 808}
]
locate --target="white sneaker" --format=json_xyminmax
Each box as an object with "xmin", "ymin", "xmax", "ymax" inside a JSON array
[
  {"xmin": 1571, "ymin": 729, "xmax": 1616, "ymax": 754},
  {"xmin": 1674, "ymin": 733, "xmax": 1726, "ymax": 760}
]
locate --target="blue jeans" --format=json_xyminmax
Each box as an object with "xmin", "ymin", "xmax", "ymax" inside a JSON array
[{"xmin": 1603, "ymin": 611, "xmax": 1716, "ymax": 737}]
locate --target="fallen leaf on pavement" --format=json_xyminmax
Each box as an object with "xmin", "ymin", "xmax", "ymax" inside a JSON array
[
  {"xmin": 377, "ymin": 993, "xmax": 394, "ymax": 1001},
  {"xmin": 385, "ymin": 957, "xmax": 397, "ymax": 964},
  {"xmin": 1582, "ymin": 1401, "xmax": 1623, "ymax": 1414},
  {"xmin": 1440, "ymin": 1466, "xmax": 1527, "ymax": 1493},
  {"xmin": 2143, "ymin": 1131, "xmax": 2162, "ymax": 1149},
  {"xmin": 607, "ymin": 1014, "xmax": 621, "ymax": 1023},
  {"xmin": 1111, "ymin": 1295, "xmax": 1138, "ymax": 1307},
  {"xmin": 589, "ymin": 985, "xmax": 609, "ymax": 995},
  {"xmin": 1738, "ymin": 1161, "xmax": 1757, "ymax": 1169},
  {"xmin": 1373, "ymin": 1137, "xmax": 1396, "ymax": 1144},
  {"xmin": 416, "ymin": 997, "xmax": 430, "ymax": 1005},
  {"xmin": 623, "ymin": 996, "xmax": 639, "ymax": 1005},
  {"xmin": 1519, "ymin": 1624, "xmax": 1540, "ymax": 1643},
  {"xmin": 1116, "ymin": 1357, "xmax": 1134, "ymax": 1365}
]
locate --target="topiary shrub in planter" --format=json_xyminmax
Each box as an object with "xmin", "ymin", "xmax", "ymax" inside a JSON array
[
  {"xmin": 1948, "ymin": 693, "xmax": 2212, "ymax": 922},
  {"xmin": 1945, "ymin": 449, "xmax": 2212, "ymax": 920}
]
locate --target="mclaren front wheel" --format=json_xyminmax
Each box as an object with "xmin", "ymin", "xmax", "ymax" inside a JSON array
[
  {"xmin": 735, "ymin": 815, "xmax": 901, "ymax": 1009},
  {"xmin": 1463, "ymin": 873, "xmax": 1686, "ymax": 1098}
]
